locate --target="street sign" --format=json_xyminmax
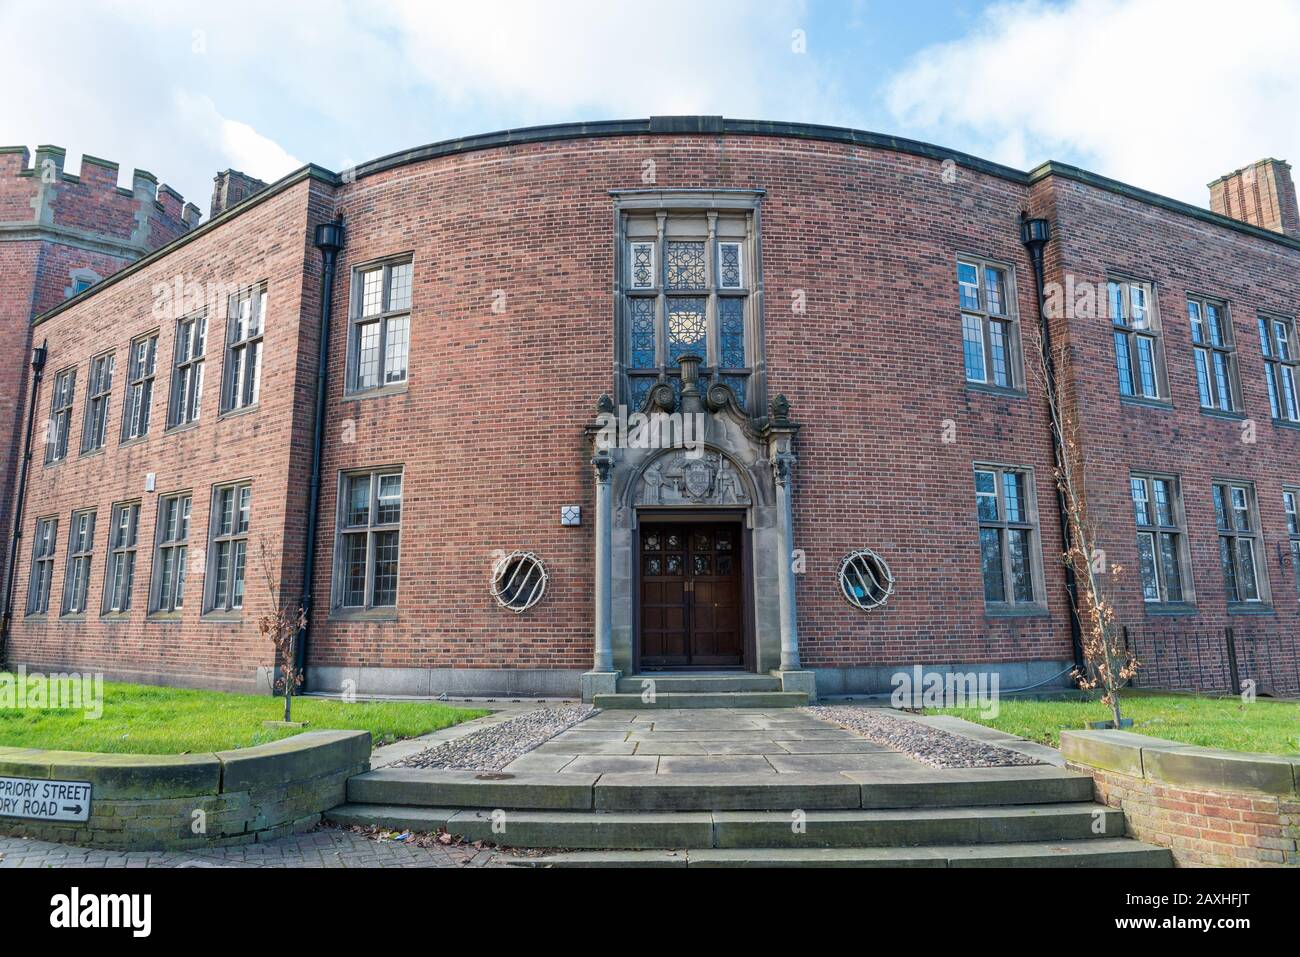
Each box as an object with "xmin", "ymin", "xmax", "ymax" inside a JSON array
[{"xmin": 0, "ymin": 776, "xmax": 92, "ymax": 823}]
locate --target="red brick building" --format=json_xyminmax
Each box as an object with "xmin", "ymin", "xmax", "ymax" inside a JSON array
[
  {"xmin": 0, "ymin": 147, "xmax": 200, "ymax": 629},
  {"xmin": 2, "ymin": 119, "xmax": 1297, "ymax": 700}
]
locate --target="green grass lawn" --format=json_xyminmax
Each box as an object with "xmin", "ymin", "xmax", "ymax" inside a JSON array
[
  {"xmin": 931, "ymin": 690, "xmax": 1300, "ymax": 756},
  {"xmin": 0, "ymin": 677, "xmax": 488, "ymax": 754}
]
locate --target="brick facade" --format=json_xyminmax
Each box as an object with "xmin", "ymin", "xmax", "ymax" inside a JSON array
[
  {"xmin": 4, "ymin": 121, "xmax": 1299, "ymax": 697},
  {"xmin": 0, "ymin": 147, "xmax": 196, "ymax": 625}
]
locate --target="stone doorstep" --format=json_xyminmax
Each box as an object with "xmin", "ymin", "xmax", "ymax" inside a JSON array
[
  {"xmin": 591, "ymin": 692, "xmax": 809, "ymax": 710},
  {"xmin": 439, "ymin": 803, "xmax": 1124, "ymax": 850},
  {"xmin": 513, "ymin": 840, "xmax": 1173, "ymax": 868},
  {"xmin": 341, "ymin": 767, "xmax": 1099, "ymax": 813}
]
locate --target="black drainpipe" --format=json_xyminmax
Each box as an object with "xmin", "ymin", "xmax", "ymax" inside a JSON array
[
  {"xmin": 1020, "ymin": 215, "xmax": 1085, "ymax": 671},
  {"xmin": 296, "ymin": 215, "xmax": 346, "ymax": 691},
  {"xmin": 0, "ymin": 339, "xmax": 49, "ymax": 666}
]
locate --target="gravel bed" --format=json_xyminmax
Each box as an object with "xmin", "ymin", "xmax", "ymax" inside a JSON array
[
  {"xmin": 395, "ymin": 705, "xmax": 594, "ymax": 771},
  {"xmin": 806, "ymin": 706, "xmax": 1040, "ymax": 769}
]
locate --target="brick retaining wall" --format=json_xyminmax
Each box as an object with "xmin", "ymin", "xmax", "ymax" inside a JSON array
[
  {"xmin": 0, "ymin": 730, "xmax": 369, "ymax": 850},
  {"xmin": 1062, "ymin": 730, "xmax": 1299, "ymax": 867}
]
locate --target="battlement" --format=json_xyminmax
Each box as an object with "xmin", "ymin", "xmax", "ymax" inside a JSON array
[{"xmin": 0, "ymin": 144, "xmax": 200, "ymax": 250}]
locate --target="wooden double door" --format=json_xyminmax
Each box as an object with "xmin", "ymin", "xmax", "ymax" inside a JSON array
[{"xmin": 639, "ymin": 521, "xmax": 745, "ymax": 669}]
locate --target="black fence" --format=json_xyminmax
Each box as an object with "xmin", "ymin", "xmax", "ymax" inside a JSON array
[{"xmin": 1123, "ymin": 622, "xmax": 1300, "ymax": 697}]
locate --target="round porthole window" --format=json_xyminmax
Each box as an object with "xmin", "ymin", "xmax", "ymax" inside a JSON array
[
  {"xmin": 838, "ymin": 549, "xmax": 894, "ymax": 611},
  {"xmin": 491, "ymin": 551, "xmax": 548, "ymax": 613}
]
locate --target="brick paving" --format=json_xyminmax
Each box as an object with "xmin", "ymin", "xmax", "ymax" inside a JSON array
[{"xmin": 0, "ymin": 825, "xmax": 506, "ymax": 869}]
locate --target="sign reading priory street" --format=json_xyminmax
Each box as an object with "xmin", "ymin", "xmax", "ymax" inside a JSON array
[{"xmin": 0, "ymin": 777, "xmax": 93, "ymax": 822}]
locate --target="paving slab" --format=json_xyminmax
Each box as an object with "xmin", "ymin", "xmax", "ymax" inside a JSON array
[
  {"xmin": 628, "ymin": 741, "xmax": 709, "ymax": 755},
  {"xmin": 773, "ymin": 739, "xmax": 895, "ymax": 754},
  {"xmin": 657, "ymin": 755, "xmax": 777, "ymax": 775},
  {"xmin": 501, "ymin": 752, "xmax": 577, "ymax": 773},
  {"xmin": 766, "ymin": 753, "xmax": 925, "ymax": 773},
  {"xmin": 559, "ymin": 755, "xmax": 661, "ymax": 775},
  {"xmin": 534, "ymin": 740, "xmax": 639, "ymax": 755}
]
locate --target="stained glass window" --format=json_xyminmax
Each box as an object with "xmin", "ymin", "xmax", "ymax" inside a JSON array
[
  {"xmin": 667, "ymin": 298, "xmax": 707, "ymax": 360},
  {"xmin": 665, "ymin": 241, "xmax": 706, "ymax": 289},
  {"xmin": 629, "ymin": 297, "xmax": 656, "ymax": 369},
  {"xmin": 621, "ymin": 216, "xmax": 756, "ymax": 411},
  {"xmin": 631, "ymin": 242, "xmax": 655, "ymax": 289},
  {"xmin": 718, "ymin": 242, "xmax": 743, "ymax": 289},
  {"xmin": 719, "ymin": 297, "xmax": 745, "ymax": 368}
]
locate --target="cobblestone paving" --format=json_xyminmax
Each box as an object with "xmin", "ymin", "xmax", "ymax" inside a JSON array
[{"xmin": 0, "ymin": 826, "xmax": 505, "ymax": 868}]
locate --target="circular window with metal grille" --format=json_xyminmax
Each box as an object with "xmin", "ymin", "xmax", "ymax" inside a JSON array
[
  {"xmin": 490, "ymin": 551, "xmax": 548, "ymax": 613},
  {"xmin": 838, "ymin": 549, "xmax": 894, "ymax": 611}
]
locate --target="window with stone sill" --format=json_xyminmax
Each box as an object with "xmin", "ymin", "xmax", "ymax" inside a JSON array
[
  {"xmin": 1284, "ymin": 488, "xmax": 1300, "ymax": 602},
  {"xmin": 45, "ymin": 368, "xmax": 75, "ymax": 464},
  {"xmin": 81, "ymin": 352, "xmax": 115, "ymax": 453},
  {"xmin": 168, "ymin": 312, "xmax": 207, "ymax": 428},
  {"xmin": 61, "ymin": 509, "xmax": 96, "ymax": 616},
  {"xmin": 1110, "ymin": 280, "xmax": 1167, "ymax": 401},
  {"xmin": 1212, "ymin": 481, "xmax": 1267, "ymax": 605},
  {"xmin": 121, "ymin": 332, "xmax": 158, "ymax": 442},
  {"xmin": 102, "ymin": 501, "xmax": 139, "ymax": 615},
  {"xmin": 206, "ymin": 482, "xmax": 251, "ymax": 613},
  {"xmin": 959, "ymin": 258, "xmax": 1022, "ymax": 390},
  {"xmin": 150, "ymin": 492, "xmax": 191, "ymax": 613},
  {"xmin": 1130, "ymin": 473, "xmax": 1191, "ymax": 604},
  {"xmin": 974, "ymin": 465, "xmax": 1043, "ymax": 610},
  {"xmin": 622, "ymin": 210, "xmax": 754, "ymax": 412},
  {"xmin": 333, "ymin": 469, "xmax": 402, "ymax": 611},
  {"xmin": 26, "ymin": 516, "xmax": 57, "ymax": 615},
  {"xmin": 1189, "ymin": 297, "xmax": 1240, "ymax": 413},
  {"xmin": 347, "ymin": 257, "xmax": 412, "ymax": 394},
  {"xmin": 1259, "ymin": 314, "xmax": 1300, "ymax": 424},
  {"xmin": 221, "ymin": 285, "xmax": 265, "ymax": 414}
]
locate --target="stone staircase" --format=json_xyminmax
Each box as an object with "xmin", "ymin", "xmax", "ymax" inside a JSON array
[
  {"xmin": 326, "ymin": 765, "xmax": 1174, "ymax": 868},
  {"xmin": 593, "ymin": 673, "xmax": 808, "ymax": 710}
]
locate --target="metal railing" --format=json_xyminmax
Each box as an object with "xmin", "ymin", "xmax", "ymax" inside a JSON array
[{"xmin": 1123, "ymin": 622, "xmax": 1300, "ymax": 697}]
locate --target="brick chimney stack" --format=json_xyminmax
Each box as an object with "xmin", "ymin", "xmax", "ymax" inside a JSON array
[
  {"xmin": 1208, "ymin": 158, "xmax": 1300, "ymax": 239},
  {"xmin": 210, "ymin": 169, "xmax": 268, "ymax": 219}
]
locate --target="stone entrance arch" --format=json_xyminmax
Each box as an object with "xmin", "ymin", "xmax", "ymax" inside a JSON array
[{"xmin": 581, "ymin": 361, "xmax": 811, "ymax": 700}]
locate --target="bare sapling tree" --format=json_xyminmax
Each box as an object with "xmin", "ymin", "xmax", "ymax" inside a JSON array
[
  {"xmin": 257, "ymin": 535, "xmax": 307, "ymax": 722},
  {"xmin": 1030, "ymin": 330, "xmax": 1138, "ymax": 728}
]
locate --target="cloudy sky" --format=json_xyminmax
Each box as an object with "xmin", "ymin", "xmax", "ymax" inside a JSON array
[{"xmin": 1, "ymin": 0, "xmax": 1296, "ymax": 217}]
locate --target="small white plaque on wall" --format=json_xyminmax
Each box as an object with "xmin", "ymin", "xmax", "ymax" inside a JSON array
[
  {"xmin": 144, "ymin": 472, "xmax": 156, "ymax": 493},
  {"xmin": 560, "ymin": 505, "xmax": 581, "ymax": 527}
]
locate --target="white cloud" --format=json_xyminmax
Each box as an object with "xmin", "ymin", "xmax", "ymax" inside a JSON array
[
  {"xmin": 0, "ymin": 0, "xmax": 850, "ymax": 218},
  {"xmin": 371, "ymin": 0, "xmax": 819, "ymax": 119},
  {"xmin": 173, "ymin": 91, "xmax": 301, "ymax": 183},
  {"xmin": 885, "ymin": 0, "xmax": 1300, "ymax": 205}
]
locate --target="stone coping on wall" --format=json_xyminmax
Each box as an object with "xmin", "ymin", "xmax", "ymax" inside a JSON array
[
  {"xmin": 1062, "ymin": 730, "xmax": 1299, "ymax": 867},
  {"xmin": 1061, "ymin": 730, "xmax": 1299, "ymax": 797},
  {"xmin": 0, "ymin": 730, "xmax": 370, "ymax": 850}
]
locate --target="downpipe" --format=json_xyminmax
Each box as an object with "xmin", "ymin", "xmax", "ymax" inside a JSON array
[
  {"xmin": 295, "ymin": 216, "xmax": 346, "ymax": 692},
  {"xmin": 0, "ymin": 340, "xmax": 49, "ymax": 666},
  {"xmin": 1020, "ymin": 215, "xmax": 1086, "ymax": 672}
]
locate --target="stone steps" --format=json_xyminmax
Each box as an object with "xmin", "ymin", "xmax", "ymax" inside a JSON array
[
  {"xmin": 615, "ymin": 674, "xmax": 783, "ymax": 694},
  {"xmin": 592, "ymin": 691, "xmax": 808, "ymax": 710},
  {"xmin": 327, "ymin": 802, "xmax": 1127, "ymax": 850},
  {"xmin": 510, "ymin": 840, "xmax": 1173, "ymax": 868},
  {"xmin": 345, "ymin": 766, "xmax": 1096, "ymax": 812}
]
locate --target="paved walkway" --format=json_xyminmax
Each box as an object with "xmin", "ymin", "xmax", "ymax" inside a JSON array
[
  {"xmin": 502, "ymin": 707, "xmax": 931, "ymax": 775},
  {"xmin": 0, "ymin": 826, "xmax": 503, "ymax": 868}
]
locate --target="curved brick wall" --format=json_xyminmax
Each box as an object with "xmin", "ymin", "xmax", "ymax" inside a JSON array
[{"xmin": 8, "ymin": 123, "xmax": 1300, "ymax": 695}]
